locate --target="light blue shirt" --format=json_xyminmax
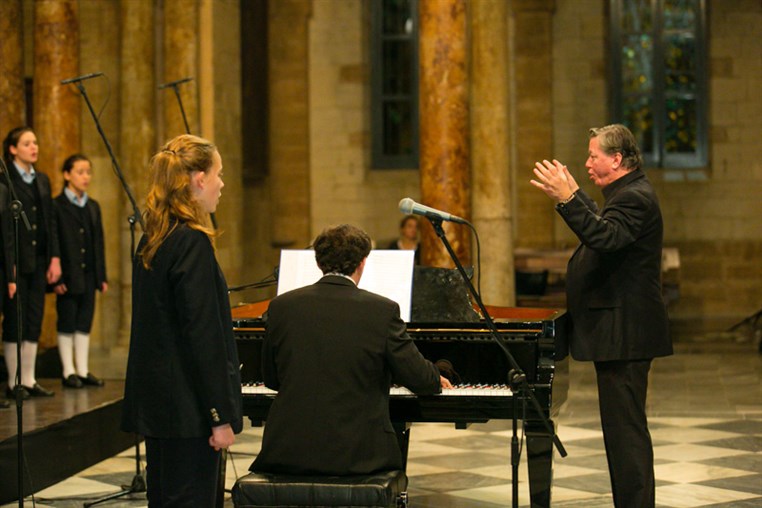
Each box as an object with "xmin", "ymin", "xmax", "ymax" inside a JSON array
[
  {"xmin": 64, "ymin": 186, "xmax": 88, "ymax": 207},
  {"xmin": 13, "ymin": 162, "xmax": 36, "ymax": 184}
]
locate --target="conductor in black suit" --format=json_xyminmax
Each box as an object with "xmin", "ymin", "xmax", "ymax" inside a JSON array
[
  {"xmin": 531, "ymin": 124, "xmax": 672, "ymax": 508},
  {"xmin": 251, "ymin": 224, "xmax": 450, "ymax": 476}
]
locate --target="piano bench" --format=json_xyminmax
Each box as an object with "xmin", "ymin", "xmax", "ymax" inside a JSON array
[{"xmin": 232, "ymin": 469, "xmax": 408, "ymax": 508}]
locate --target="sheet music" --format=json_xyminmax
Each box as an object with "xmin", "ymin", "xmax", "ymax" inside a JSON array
[{"xmin": 277, "ymin": 250, "xmax": 415, "ymax": 321}]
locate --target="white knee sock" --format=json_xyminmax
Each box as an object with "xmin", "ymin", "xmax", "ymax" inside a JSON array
[
  {"xmin": 73, "ymin": 332, "xmax": 90, "ymax": 378},
  {"xmin": 58, "ymin": 333, "xmax": 76, "ymax": 378},
  {"xmin": 4, "ymin": 342, "xmax": 18, "ymax": 388},
  {"xmin": 20, "ymin": 341, "xmax": 38, "ymax": 388}
]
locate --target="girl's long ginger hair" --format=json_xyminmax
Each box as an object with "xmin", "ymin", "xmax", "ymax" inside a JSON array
[{"xmin": 140, "ymin": 134, "xmax": 217, "ymax": 269}]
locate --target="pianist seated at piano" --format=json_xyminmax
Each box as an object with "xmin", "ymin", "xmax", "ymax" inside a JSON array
[{"xmin": 250, "ymin": 224, "xmax": 451, "ymax": 476}]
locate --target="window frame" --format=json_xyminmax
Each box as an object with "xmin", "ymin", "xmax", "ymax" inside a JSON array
[
  {"xmin": 608, "ymin": 0, "xmax": 708, "ymax": 169},
  {"xmin": 370, "ymin": 0, "xmax": 420, "ymax": 170}
]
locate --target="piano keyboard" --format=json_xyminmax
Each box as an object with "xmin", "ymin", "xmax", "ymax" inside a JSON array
[{"xmin": 241, "ymin": 382, "xmax": 513, "ymax": 397}]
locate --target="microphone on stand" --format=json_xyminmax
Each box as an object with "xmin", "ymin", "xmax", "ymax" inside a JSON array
[
  {"xmin": 61, "ymin": 72, "xmax": 104, "ymax": 85},
  {"xmin": 158, "ymin": 77, "xmax": 193, "ymax": 89},
  {"xmin": 398, "ymin": 197, "xmax": 468, "ymax": 225}
]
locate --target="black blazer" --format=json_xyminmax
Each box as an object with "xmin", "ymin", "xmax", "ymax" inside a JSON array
[
  {"xmin": 0, "ymin": 182, "xmax": 14, "ymax": 282},
  {"xmin": 251, "ymin": 275, "xmax": 441, "ymax": 476},
  {"xmin": 7, "ymin": 168, "xmax": 60, "ymax": 274},
  {"xmin": 53, "ymin": 193, "xmax": 107, "ymax": 294},
  {"xmin": 122, "ymin": 224, "xmax": 243, "ymax": 438},
  {"xmin": 557, "ymin": 169, "xmax": 672, "ymax": 361}
]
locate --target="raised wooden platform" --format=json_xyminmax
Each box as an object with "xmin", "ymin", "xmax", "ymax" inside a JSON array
[{"xmin": 0, "ymin": 379, "xmax": 136, "ymax": 504}]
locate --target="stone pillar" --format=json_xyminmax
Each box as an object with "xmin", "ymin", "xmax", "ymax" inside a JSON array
[
  {"xmin": 512, "ymin": 0, "xmax": 556, "ymax": 248},
  {"xmin": 418, "ymin": 0, "xmax": 470, "ymax": 267},
  {"xmin": 33, "ymin": 0, "xmax": 80, "ymax": 194},
  {"xmin": 0, "ymin": 0, "xmax": 25, "ymax": 136},
  {"xmin": 34, "ymin": 0, "xmax": 80, "ymax": 349},
  {"xmin": 268, "ymin": 0, "xmax": 312, "ymax": 249},
  {"xmin": 471, "ymin": 0, "xmax": 515, "ymax": 306},
  {"xmin": 199, "ymin": 0, "xmax": 244, "ymax": 284},
  {"xmin": 163, "ymin": 0, "xmax": 199, "ymax": 138},
  {"xmin": 117, "ymin": 0, "xmax": 155, "ymax": 347},
  {"xmin": 78, "ymin": 0, "xmax": 121, "ymax": 349}
]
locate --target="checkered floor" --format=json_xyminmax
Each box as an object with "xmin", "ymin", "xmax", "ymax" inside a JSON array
[{"xmin": 4, "ymin": 342, "xmax": 761, "ymax": 507}]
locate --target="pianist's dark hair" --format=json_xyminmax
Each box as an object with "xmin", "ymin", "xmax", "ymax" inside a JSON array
[
  {"xmin": 140, "ymin": 134, "xmax": 218, "ymax": 269},
  {"xmin": 313, "ymin": 224, "xmax": 372, "ymax": 276},
  {"xmin": 589, "ymin": 124, "xmax": 642, "ymax": 171}
]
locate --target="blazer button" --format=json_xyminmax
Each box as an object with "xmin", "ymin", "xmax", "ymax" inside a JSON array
[
  {"xmin": 31, "ymin": 240, "xmax": 37, "ymax": 246},
  {"xmin": 32, "ymin": 224, "xmax": 37, "ymax": 230},
  {"xmin": 79, "ymin": 228, "xmax": 85, "ymax": 234},
  {"xmin": 81, "ymin": 263, "xmax": 86, "ymax": 269},
  {"xmin": 32, "ymin": 206, "xmax": 37, "ymax": 212},
  {"xmin": 81, "ymin": 248, "xmax": 86, "ymax": 253}
]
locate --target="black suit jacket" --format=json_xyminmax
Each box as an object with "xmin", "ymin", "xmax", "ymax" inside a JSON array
[
  {"xmin": 251, "ymin": 275, "xmax": 441, "ymax": 475},
  {"xmin": 53, "ymin": 194, "xmax": 107, "ymax": 294},
  {"xmin": 122, "ymin": 224, "xmax": 243, "ymax": 438},
  {"xmin": 7, "ymin": 169, "xmax": 60, "ymax": 274},
  {"xmin": 557, "ymin": 169, "xmax": 672, "ymax": 361}
]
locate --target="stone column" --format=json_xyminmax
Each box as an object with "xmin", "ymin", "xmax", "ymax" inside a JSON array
[
  {"xmin": 268, "ymin": 0, "xmax": 312, "ymax": 249},
  {"xmin": 163, "ymin": 0, "xmax": 199, "ymax": 138},
  {"xmin": 0, "ymin": 0, "xmax": 25, "ymax": 136},
  {"xmin": 199, "ymin": 0, "xmax": 244, "ymax": 284},
  {"xmin": 512, "ymin": 0, "xmax": 556, "ymax": 248},
  {"xmin": 117, "ymin": 0, "xmax": 156, "ymax": 347},
  {"xmin": 34, "ymin": 0, "xmax": 80, "ymax": 349},
  {"xmin": 78, "ymin": 0, "xmax": 121, "ymax": 349},
  {"xmin": 418, "ymin": 0, "xmax": 470, "ymax": 267},
  {"xmin": 471, "ymin": 0, "xmax": 515, "ymax": 306},
  {"xmin": 33, "ymin": 0, "xmax": 80, "ymax": 194}
]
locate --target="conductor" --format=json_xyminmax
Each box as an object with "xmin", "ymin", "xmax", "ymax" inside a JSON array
[{"xmin": 251, "ymin": 224, "xmax": 451, "ymax": 475}]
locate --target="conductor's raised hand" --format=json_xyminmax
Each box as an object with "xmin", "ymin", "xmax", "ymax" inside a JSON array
[{"xmin": 530, "ymin": 159, "xmax": 579, "ymax": 203}]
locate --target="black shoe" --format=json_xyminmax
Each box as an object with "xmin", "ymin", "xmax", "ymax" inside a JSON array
[
  {"xmin": 78, "ymin": 373, "xmax": 104, "ymax": 387},
  {"xmin": 62, "ymin": 374, "xmax": 84, "ymax": 388},
  {"xmin": 6, "ymin": 386, "xmax": 30, "ymax": 400},
  {"xmin": 23, "ymin": 383, "xmax": 55, "ymax": 397}
]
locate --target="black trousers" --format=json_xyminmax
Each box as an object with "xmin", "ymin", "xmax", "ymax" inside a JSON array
[
  {"xmin": 145, "ymin": 436, "xmax": 221, "ymax": 507},
  {"xmin": 2, "ymin": 261, "xmax": 47, "ymax": 343},
  {"xmin": 594, "ymin": 359, "xmax": 654, "ymax": 508},
  {"xmin": 56, "ymin": 271, "xmax": 96, "ymax": 333}
]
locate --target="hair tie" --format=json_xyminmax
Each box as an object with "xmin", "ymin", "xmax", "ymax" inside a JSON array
[{"xmin": 162, "ymin": 149, "xmax": 176, "ymax": 155}]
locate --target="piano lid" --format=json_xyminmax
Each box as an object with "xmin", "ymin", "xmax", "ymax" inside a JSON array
[{"xmin": 411, "ymin": 266, "xmax": 480, "ymax": 323}]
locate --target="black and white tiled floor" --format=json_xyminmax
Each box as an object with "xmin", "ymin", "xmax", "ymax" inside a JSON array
[{"xmin": 4, "ymin": 342, "xmax": 761, "ymax": 507}]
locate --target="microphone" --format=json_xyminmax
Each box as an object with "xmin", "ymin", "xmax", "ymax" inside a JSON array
[
  {"xmin": 398, "ymin": 197, "xmax": 468, "ymax": 224},
  {"xmin": 158, "ymin": 77, "xmax": 193, "ymax": 89},
  {"xmin": 60, "ymin": 72, "xmax": 103, "ymax": 85}
]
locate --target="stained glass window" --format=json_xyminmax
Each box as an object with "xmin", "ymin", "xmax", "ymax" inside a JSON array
[
  {"xmin": 371, "ymin": 0, "xmax": 419, "ymax": 169},
  {"xmin": 610, "ymin": 0, "xmax": 707, "ymax": 168}
]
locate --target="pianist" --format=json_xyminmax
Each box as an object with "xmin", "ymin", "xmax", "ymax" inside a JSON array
[{"xmin": 250, "ymin": 223, "xmax": 451, "ymax": 475}]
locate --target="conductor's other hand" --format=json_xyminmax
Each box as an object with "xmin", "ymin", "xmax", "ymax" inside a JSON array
[{"xmin": 209, "ymin": 423, "xmax": 235, "ymax": 450}]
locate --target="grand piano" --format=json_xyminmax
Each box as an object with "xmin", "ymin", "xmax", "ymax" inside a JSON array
[{"xmin": 233, "ymin": 266, "xmax": 568, "ymax": 508}]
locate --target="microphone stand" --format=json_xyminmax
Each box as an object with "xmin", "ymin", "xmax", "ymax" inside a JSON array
[
  {"xmin": 65, "ymin": 79, "xmax": 147, "ymax": 506},
  {"xmin": 426, "ymin": 217, "xmax": 566, "ymax": 508},
  {"xmin": 158, "ymin": 78, "xmax": 218, "ymax": 229},
  {"xmin": 1, "ymin": 158, "xmax": 32, "ymax": 508}
]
